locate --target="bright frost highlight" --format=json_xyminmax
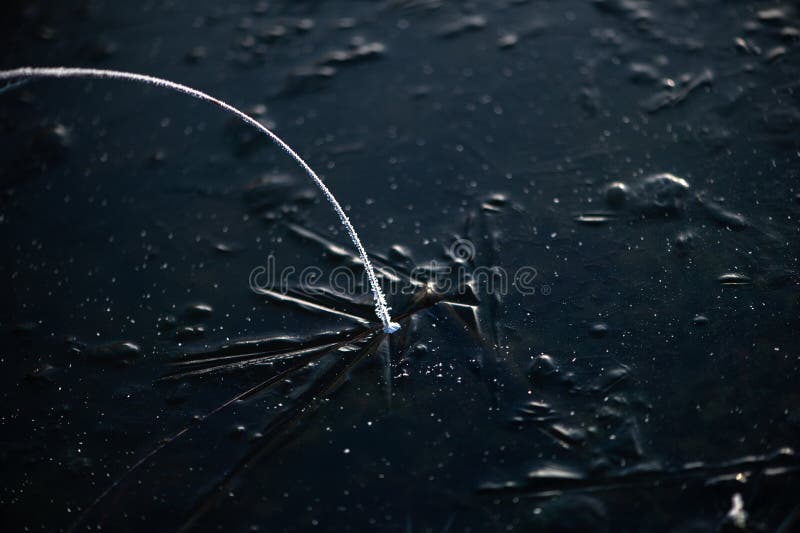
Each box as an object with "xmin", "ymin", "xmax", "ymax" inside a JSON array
[{"xmin": 0, "ymin": 66, "xmax": 400, "ymax": 334}]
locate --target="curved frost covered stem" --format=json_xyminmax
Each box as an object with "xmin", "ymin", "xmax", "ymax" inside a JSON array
[{"xmin": 0, "ymin": 66, "xmax": 400, "ymax": 334}]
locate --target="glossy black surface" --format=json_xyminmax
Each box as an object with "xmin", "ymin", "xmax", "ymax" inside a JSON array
[{"xmin": 1, "ymin": 1, "xmax": 799, "ymax": 531}]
